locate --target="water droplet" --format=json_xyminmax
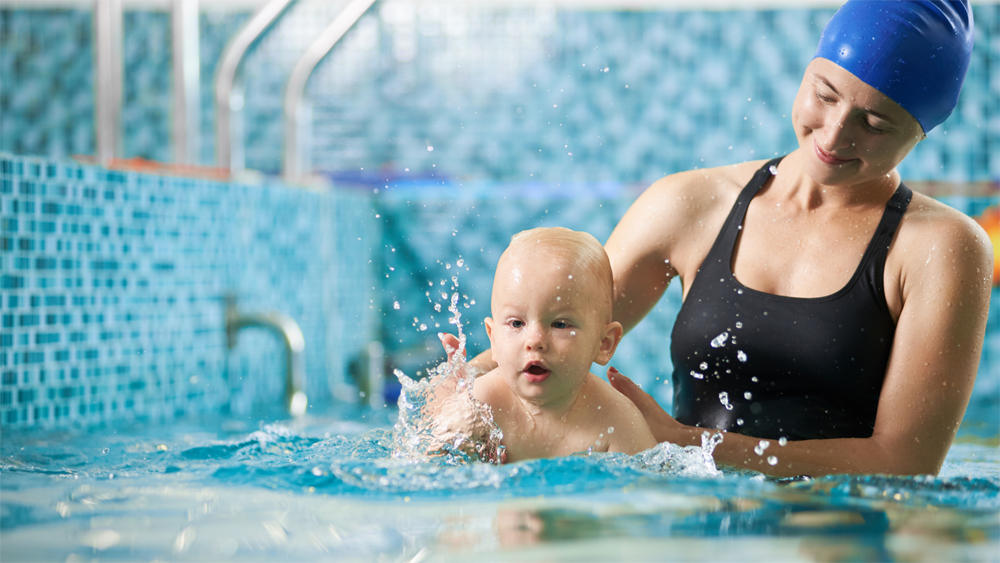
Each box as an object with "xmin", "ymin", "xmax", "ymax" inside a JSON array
[
  {"xmin": 767, "ymin": 456, "xmax": 778, "ymax": 466},
  {"xmin": 710, "ymin": 332, "xmax": 729, "ymax": 348},
  {"xmin": 570, "ymin": 331, "xmax": 576, "ymax": 336},
  {"xmin": 418, "ymin": 324, "xmax": 427, "ymax": 331},
  {"xmin": 434, "ymin": 303, "xmax": 442, "ymax": 312},
  {"xmin": 393, "ymin": 301, "xmax": 400, "ymax": 310},
  {"xmin": 690, "ymin": 370, "xmax": 704, "ymax": 379},
  {"xmin": 737, "ymin": 350, "xmax": 747, "ymax": 363},
  {"xmin": 607, "ymin": 426, "xmax": 615, "ymax": 434},
  {"xmin": 102, "ymin": 448, "xmax": 110, "ymax": 454},
  {"xmin": 700, "ymin": 362, "xmax": 709, "ymax": 371},
  {"xmin": 768, "ymin": 164, "xmax": 778, "ymax": 175},
  {"xmin": 735, "ymin": 322, "xmax": 743, "ymax": 329},
  {"xmin": 778, "ymin": 437, "xmax": 788, "ymax": 446},
  {"xmin": 754, "ymin": 440, "xmax": 770, "ymax": 455},
  {"xmin": 736, "ymin": 418, "xmax": 744, "ymax": 426},
  {"xmin": 719, "ymin": 392, "xmax": 733, "ymax": 411},
  {"xmin": 751, "ymin": 376, "xmax": 759, "ymax": 383},
  {"xmin": 744, "ymin": 391, "xmax": 752, "ymax": 400},
  {"xmin": 568, "ymin": 274, "xmax": 573, "ymax": 279},
  {"xmin": 311, "ymin": 466, "xmax": 324, "ymax": 476}
]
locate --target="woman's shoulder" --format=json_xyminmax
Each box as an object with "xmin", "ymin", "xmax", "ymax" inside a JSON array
[
  {"xmin": 646, "ymin": 159, "xmax": 767, "ymax": 199},
  {"xmin": 892, "ymin": 190, "xmax": 994, "ymax": 285},
  {"xmin": 629, "ymin": 160, "xmax": 769, "ymax": 230},
  {"xmin": 898, "ymin": 191, "xmax": 992, "ymax": 250}
]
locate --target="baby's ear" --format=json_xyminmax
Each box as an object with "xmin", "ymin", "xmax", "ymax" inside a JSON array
[
  {"xmin": 594, "ymin": 321, "xmax": 624, "ymax": 366},
  {"xmin": 484, "ymin": 317, "xmax": 497, "ymax": 363}
]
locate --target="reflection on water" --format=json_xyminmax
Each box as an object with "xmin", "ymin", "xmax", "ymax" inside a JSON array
[{"xmin": 1, "ymin": 412, "xmax": 998, "ymax": 561}]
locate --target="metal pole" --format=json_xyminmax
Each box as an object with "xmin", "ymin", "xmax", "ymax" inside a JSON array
[
  {"xmin": 172, "ymin": 0, "xmax": 201, "ymax": 165},
  {"xmin": 94, "ymin": 0, "xmax": 123, "ymax": 165},
  {"xmin": 283, "ymin": 0, "xmax": 376, "ymax": 181},
  {"xmin": 215, "ymin": 0, "xmax": 294, "ymax": 171}
]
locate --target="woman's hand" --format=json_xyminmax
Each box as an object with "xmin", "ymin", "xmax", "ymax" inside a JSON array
[{"xmin": 607, "ymin": 367, "xmax": 697, "ymax": 446}]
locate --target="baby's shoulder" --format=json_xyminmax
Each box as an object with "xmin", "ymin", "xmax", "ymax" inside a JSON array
[
  {"xmin": 472, "ymin": 369, "xmax": 512, "ymax": 406},
  {"xmin": 581, "ymin": 374, "xmax": 646, "ymax": 422}
]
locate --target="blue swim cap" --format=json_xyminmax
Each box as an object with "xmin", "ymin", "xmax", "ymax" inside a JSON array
[{"xmin": 813, "ymin": 0, "xmax": 974, "ymax": 133}]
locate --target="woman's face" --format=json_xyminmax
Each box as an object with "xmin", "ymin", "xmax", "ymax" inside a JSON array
[{"xmin": 791, "ymin": 58, "xmax": 925, "ymax": 188}]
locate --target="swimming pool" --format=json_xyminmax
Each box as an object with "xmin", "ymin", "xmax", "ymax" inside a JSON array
[
  {"xmin": 3, "ymin": 358, "xmax": 998, "ymax": 562},
  {"xmin": 2, "ymin": 169, "xmax": 998, "ymax": 561}
]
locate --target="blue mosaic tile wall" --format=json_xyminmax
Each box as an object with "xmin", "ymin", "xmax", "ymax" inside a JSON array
[
  {"xmin": 0, "ymin": 153, "xmax": 380, "ymax": 428},
  {"xmin": 1, "ymin": 3, "xmax": 997, "ymax": 181}
]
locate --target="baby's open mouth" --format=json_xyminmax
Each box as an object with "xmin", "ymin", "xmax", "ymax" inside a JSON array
[{"xmin": 524, "ymin": 363, "xmax": 550, "ymax": 383}]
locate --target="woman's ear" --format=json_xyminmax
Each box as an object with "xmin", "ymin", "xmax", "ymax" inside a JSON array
[{"xmin": 594, "ymin": 321, "xmax": 624, "ymax": 366}]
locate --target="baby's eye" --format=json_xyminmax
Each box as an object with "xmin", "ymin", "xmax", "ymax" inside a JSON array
[
  {"xmin": 509, "ymin": 319, "xmax": 525, "ymax": 328},
  {"xmin": 552, "ymin": 320, "xmax": 570, "ymax": 329}
]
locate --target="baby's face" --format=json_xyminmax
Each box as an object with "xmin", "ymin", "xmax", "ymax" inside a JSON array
[{"xmin": 485, "ymin": 249, "xmax": 619, "ymax": 407}]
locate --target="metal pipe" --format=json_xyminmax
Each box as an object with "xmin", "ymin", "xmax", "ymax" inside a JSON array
[
  {"xmin": 94, "ymin": 0, "xmax": 123, "ymax": 165},
  {"xmin": 225, "ymin": 295, "xmax": 308, "ymax": 417},
  {"xmin": 172, "ymin": 0, "xmax": 201, "ymax": 165},
  {"xmin": 214, "ymin": 0, "xmax": 294, "ymax": 171},
  {"xmin": 283, "ymin": 0, "xmax": 376, "ymax": 181}
]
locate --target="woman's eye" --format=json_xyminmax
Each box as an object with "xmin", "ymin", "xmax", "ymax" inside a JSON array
[
  {"xmin": 814, "ymin": 91, "xmax": 834, "ymax": 103},
  {"xmin": 863, "ymin": 121, "xmax": 887, "ymax": 134}
]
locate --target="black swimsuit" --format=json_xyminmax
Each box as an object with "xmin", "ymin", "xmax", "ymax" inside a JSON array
[{"xmin": 670, "ymin": 157, "xmax": 912, "ymax": 441}]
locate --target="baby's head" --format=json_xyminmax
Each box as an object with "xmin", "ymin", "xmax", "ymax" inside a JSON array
[{"xmin": 485, "ymin": 227, "xmax": 622, "ymax": 404}]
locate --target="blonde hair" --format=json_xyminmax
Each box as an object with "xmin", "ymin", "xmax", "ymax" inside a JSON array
[{"xmin": 504, "ymin": 227, "xmax": 614, "ymax": 320}]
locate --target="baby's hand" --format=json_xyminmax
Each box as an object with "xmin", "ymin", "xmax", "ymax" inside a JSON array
[
  {"xmin": 426, "ymin": 334, "xmax": 494, "ymax": 456},
  {"xmin": 393, "ymin": 334, "xmax": 504, "ymax": 464}
]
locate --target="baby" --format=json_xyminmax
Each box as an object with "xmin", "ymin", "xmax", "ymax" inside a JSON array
[{"xmin": 437, "ymin": 227, "xmax": 656, "ymax": 463}]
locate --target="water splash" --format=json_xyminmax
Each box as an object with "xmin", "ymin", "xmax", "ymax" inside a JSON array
[
  {"xmin": 710, "ymin": 332, "xmax": 729, "ymax": 348},
  {"xmin": 392, "ymin": 289, "xmax": 504, "ymax": 465},
  {"xmin": 754, "ymin": 440, "xmax": 771, "ymax": 456},
  {"xmin": 719, "ymin": 392, "xmax": 734, "ymax": 411}
]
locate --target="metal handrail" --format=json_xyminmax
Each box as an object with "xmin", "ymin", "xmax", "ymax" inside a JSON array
[
  {"xmin": 94, "ymin": 0, "xmax": 123, "ymax": 165},
  {"xmin": 215, "ymin": 0, "xmax": 294, "ymax": 172},
  {"xmin": 283, "ymin": 0, "xmax": 377, "ymax": 181},
  {"xmin": 172, "ymin": 0, "xmax": 201, "ymax": 165}
]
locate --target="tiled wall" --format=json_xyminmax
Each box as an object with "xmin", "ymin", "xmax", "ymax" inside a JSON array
[
  {"xmin": 0, "ymin": 154, "xmax": 380, "ymax": 428},
  {"xmin": 1, "ymin": 3, "xmax": 997, "ymax": 182}
]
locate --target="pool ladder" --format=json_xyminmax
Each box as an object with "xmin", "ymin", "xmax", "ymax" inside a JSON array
[{"xmin": 225, "ymin": 294, "xmax": 308, "ymax": 417}]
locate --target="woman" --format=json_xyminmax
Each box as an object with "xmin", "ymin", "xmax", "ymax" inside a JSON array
[
  {"xmin": 601, "ymin": 0, "xmax": 992, "ymax": 477},
  {"xmin": 448, "ymin": 0, "xmax": 992, "ymax": 477}
]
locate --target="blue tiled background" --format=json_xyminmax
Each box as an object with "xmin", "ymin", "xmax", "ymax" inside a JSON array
[
  {"xmin": 1, "ymin": 2, "xmax": 997, "ymax": 429},
  {"xmin": 1, "ymin": 3, "xmax": 997, "ymax": 181},
  {"xmin": 0, "ymin": 154, "xmax": 379, "ymax": 427}
]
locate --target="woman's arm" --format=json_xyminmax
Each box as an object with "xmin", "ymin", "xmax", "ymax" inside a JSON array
[
  {"xmin": 609, "ymin": 210, "xmax": 993, "ymax": 477},
  {"xmin": 604, "ymin": 179, "xmax": 681, "ymax": 335},
  {"xmin": 605, "ymin": 165, "xmax": 749, "ymax": 334}
]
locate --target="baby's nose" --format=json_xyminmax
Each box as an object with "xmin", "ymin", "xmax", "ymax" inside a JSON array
[{"xmin": 525, "ymin": 326, "xmax": 547, "ymax": 350}]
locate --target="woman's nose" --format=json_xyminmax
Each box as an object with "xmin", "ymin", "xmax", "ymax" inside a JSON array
[{"xmin": 819, "ymin": 108, "xmax": 854, "ymax": 150}]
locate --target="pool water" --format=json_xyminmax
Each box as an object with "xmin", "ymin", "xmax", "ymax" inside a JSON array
[{"xmin": 2, "ymin": 403, "xmax": 997, "ymax": 562}]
